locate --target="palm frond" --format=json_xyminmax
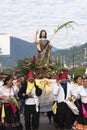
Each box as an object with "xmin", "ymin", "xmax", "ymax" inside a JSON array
[{"xmin": 50, "ymin": 21, "xmax": 76, "ymax": 42}]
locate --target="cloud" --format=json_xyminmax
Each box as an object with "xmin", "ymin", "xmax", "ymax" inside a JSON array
[{"xmin": 0, "ymin": 0, "xmax": 87, "ymax": 49}]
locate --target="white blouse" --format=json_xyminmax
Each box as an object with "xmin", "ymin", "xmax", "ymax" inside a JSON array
[
  {"xmin": 76, "ymin": 86, "xmax": 87, "ymax": 103},
  {"xmin": 0, "ymin": 85, "xmax": 19, "ymax": 103}
]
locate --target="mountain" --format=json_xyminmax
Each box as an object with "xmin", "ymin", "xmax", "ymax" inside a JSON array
[
  {"xmin": 0, "ymin": 36, "xmax": 87, "ymax": 68},
  {"xmin": 0, "ymin": 36, "xmax": 57, "ymax": 68},
  {"xmin": 52, "ymin": 42, "xmax": 87, "ymax": 67},
  {"xmin": 0, "ymin": 37, "xmax": 38, "ymax": 68}
]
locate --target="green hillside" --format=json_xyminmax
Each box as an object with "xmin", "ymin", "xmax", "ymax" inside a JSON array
[{"xmin": 52, "ymin": 42, "xmax": 87, "ymax": 67}]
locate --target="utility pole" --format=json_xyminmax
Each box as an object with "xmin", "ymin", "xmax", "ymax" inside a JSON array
[
  {"xmin": 72, "ymin": 46, "xmax": 75, "ymax": 69},
  {"xmin": 63, "ymin": 55, "xmax": 65, "ymax": 67},
  {"xmin": 71, "ymin": 45, "xmax": 75, "ymax": 77},
  {"xmin": 61, "ymin": 55, "xmax": 63, "ymax": 67},
  {"xmin": 84, "ymin": 48, "xmax": 87, "ymax": 61}
]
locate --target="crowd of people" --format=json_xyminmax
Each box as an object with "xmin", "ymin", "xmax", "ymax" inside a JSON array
[{"xmin": 0, "ymin": 71, "xmax": 87, "ymax": 130}]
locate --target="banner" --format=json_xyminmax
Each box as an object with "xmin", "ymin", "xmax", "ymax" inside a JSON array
[{"xmin": 35, "ymin": 78, "xmax": 56, "ymax": 112}]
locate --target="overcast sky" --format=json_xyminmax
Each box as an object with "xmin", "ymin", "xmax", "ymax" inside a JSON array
[{"xmin": 0, "ymin": 0, "xmax": 87, "ymax": 49}]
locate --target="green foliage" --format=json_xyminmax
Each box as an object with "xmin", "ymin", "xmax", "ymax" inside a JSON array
[
  {"xmin": 13, "ymin": 56, "xmax": 61, "ymax": 78},
  {"xmin": 3, "ymin": 57, "xmax": 86, "ymax": 78},
  {"xmin": 16, "ymin": 58, "xmax": 31, "ymax": 75},
  {"xmin": 72, "ymin": 66, "xmax": 86, "ymax": 77},
  {"xmin": 3, "ymin": 68, "xmax": 14, "ymax": 76},
  {"xmin": 58, "ymin": 67, "xmax": 68, "ymax": 74}
]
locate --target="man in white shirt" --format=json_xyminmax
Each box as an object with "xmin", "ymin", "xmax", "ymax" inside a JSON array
[
  {"xmin": 53, "ymin": 72, "xmax": 75, "ymax": 130},
  {"xmin": 18, "ymin": 71, "xmax": 42, "ymax": 130}
]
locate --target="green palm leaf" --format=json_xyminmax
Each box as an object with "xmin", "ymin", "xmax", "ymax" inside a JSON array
[{"xmin": 50, "ymin": 21, "xmax": 76, "ymax": 42}]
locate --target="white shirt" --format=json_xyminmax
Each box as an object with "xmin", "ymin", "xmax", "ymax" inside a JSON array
[
  {"xmin": 76, "ymin": 86, "xmax": 87, "ymax": 103},
  {"xmin": 53, "ymin": 82, "xmax": 75, "ymax": 103},
  {"xmin": 25, "ymin": 86, "xmax": 39, "ymax": 105}
]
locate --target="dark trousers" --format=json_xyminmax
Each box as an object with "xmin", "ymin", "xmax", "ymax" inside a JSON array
[
  {"xmin": 24, "ymin": 105, "xmax": 40, "ymax": 130},
  {"xmin": 20, "ymin": 98, "xmax": 25, "ymax": 114},
  {"xmin": 47, "ymin": 111, "xmax": 53, "ymax": 123},
  {"xmin": 56, "ymin": 102, "xmax": 75, "ymax": 129}
]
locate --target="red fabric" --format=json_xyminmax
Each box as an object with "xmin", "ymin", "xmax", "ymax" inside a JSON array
[
  {"xmin": 5, "ymin": 103, "xmax": 17, "ymax": 116},
  {"xmin": 57, "ymin": 75, "xmax": 62, "ymax": 80},
  {"xmin": 0, "ymin": 76, "xmax": 3, "ymax": 80},
  {"xmin": 26, "ymin": 71, "xmax": 35, "ymax": 79},
  {"xmin": 61, "ymin": 72, "xmax": 68, "ymax": 79}
]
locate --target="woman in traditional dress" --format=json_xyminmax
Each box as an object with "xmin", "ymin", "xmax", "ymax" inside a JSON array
[
  {"xmin": 73, "ymin": 76, "xmax": 87, "ymax": 130},
  {"xmin": 0, "ymin": 76, "xmax": 23, "ymax": 130},
  {"xmin": 73, "ymin": 75, "xmax": 83, "ymax": 110}
]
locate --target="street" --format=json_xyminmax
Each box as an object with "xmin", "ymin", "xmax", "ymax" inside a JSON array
[{"xmin": 20, "ymin": 113, "xmax": 56, "ymax": 130}]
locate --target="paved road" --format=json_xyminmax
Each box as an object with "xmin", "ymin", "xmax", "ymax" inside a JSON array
[{"xmin": 20, "ymin": 113, "xmax": 56, "ymax": 130}]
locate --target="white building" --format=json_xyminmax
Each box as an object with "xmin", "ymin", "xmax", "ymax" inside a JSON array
[{"xmin": 0, "ymin": 33, "xmax": 10, "ymax": 56}]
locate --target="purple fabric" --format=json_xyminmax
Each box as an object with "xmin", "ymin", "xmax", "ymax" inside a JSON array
[
  {"xmin": 10, "ymin": 103, "xmax": 17, "ymax": 116},
  {"xmin": 82, "ymin": 104, "xmax": 87, "ymax": 118}
]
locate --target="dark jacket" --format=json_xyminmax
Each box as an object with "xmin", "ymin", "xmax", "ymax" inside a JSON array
[{"xmin": 18, "ymin": 81, "xmax": 42, "ymax": 99}]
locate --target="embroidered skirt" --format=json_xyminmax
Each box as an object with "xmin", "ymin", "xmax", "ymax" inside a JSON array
[
  {"xmin": 74, "ymin": 102, "xmax": 87, "ymax": 130},
  {"xmin": 0, "ymin": 103, "xmax": 23, "ymax": 130}
]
